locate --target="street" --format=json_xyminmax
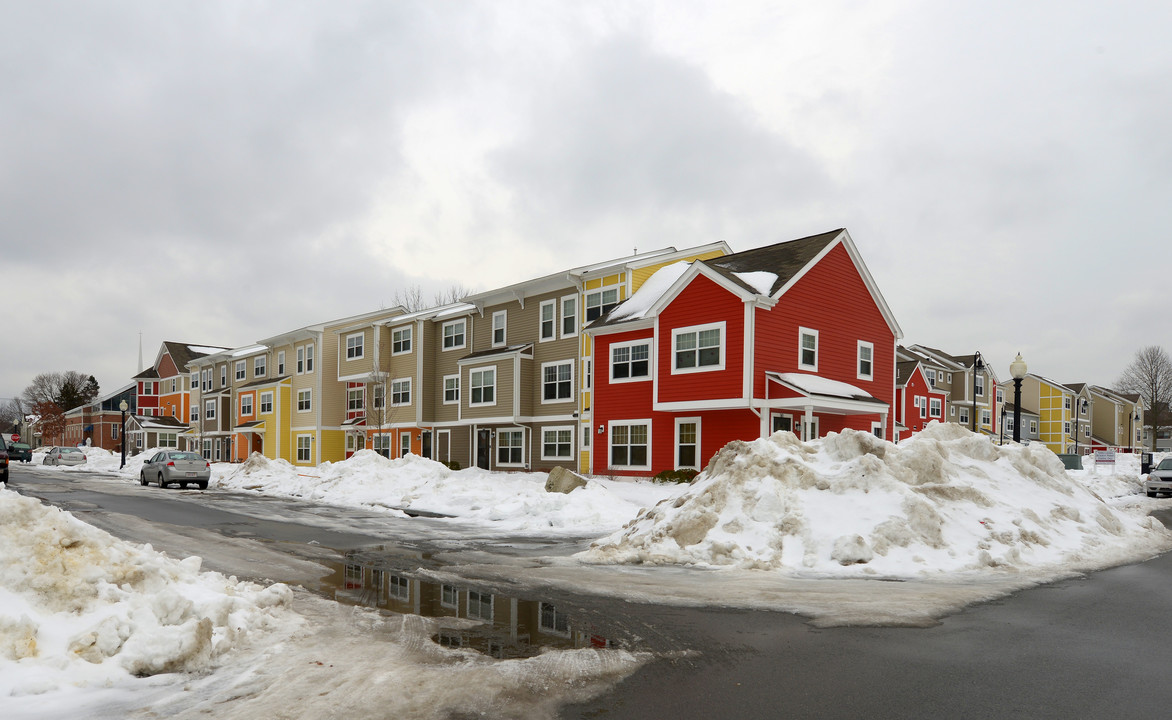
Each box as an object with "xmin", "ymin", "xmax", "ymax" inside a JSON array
[{"xmin": 10, "ymin": 464, "xmax": 1172, "ymax": 719}]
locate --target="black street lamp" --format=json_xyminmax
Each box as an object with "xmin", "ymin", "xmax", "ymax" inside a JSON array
[
  {"xmin": 971, "ymin": 352, "xmax": 984, "ymax": 432},
  {"xmin": 119, "ymin": 399, "xmax": 128, "ymax": 469},
  {"xmin": 1010, "ymin": 353, "xmax": 1027, "ymax": 444},
  {"xmin": 1129, "ymin": 410, "xmax": 1139, "ymax": 452}
]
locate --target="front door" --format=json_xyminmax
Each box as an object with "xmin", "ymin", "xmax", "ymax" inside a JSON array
[
  {"xmin": 476, "ymin": 429, "xmax": 491, "ymax": 470},
  {"xmin": 421, "ymin": 431, "xmax": 432, "ymax": 460}
]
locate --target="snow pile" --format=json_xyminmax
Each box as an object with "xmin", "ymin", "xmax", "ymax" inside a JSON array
[
  {"xmin": 217, "ymin": 450, "xmax": 672, "ymax": 536},
  {"xmin": 581, "ymin": 424, "xmax": 1172, "ymax": 577},
  {"xmin": 0, "ymin": 488, "xmax": 295, "ymax": 697}
]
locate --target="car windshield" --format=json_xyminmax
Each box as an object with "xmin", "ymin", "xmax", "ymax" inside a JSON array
[
  {"xmin": 169, "ymin": 452, "xmax": 202, "ymax": 461},
  {"xmin": 62, "ymin": 448, "xmax": 82, "ymax": 454},
  {"xmin": 1157, "ymin": 459, "xmax": 1172, "ymax": 470}
]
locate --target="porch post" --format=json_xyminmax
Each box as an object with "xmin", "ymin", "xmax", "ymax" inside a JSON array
[{"xmin": 804, "ymin": 406, "xmax": 814, "ymax": 441}]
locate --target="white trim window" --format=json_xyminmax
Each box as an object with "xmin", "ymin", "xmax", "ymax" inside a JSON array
[
  {"xmin": 539, "ymin": 602, "xmax": 571, "ymax": 636},
  {"xmin": 391, "ymin": 378, "xmax": 411, "ymax": 406},
  {"xmin": 441, "ymin": 584, "xmax": 458, "ymax": 609},
  {"xmin": 296, "ymin": 435, "xmax": 312, "ymax": 463},
  {"xmin": 981, "ymin": 409, "xmax": 992, "ymax": 426},
  {"xmin": 1083, "ymin": 423, "xmax": 1090, "ymax": 438},
  {"xmin": 959, "ymin": 408, "xmax": 970, "ymax": 425},
  {"xmin": 254, "ymin": 356, "xmax": 266, "ymax": 377},
  {"xmin": 297, "ymin": 389, "xmax": 312, "ymax": 412},
  {"xmin": 975, "ymin": 374, "xmax": 984, "ymax": 396},
  {"xmin": 672, "ymin": 322, "xmax": 724, "ymax": 373},
  {"xmin": 929, "ymin": 397, "xmax": 942, "ymax": 418},
  {"xmin": 1030, "ymin": 420, "xmax": 1038, "ymax": 435},
  {"xmin": 996, "ymin": 388, "xmax": 1003, "ymax": 403},
  {"xmin": 541, "ymin": 426, "xmax": 574, "ymax": 460},
  {"xmin": 345, "ymin": 333, "xmax": 365, "ymax": 360},
  {"xmin": 191, "ymin": 406, "xmax": 199, "ymax": 422},
  {"xmin": 204, "ymin": 399, "xmax": 216, "ymax": 420},
  {"xmin": 561, "ymin": 295, "xmax": 578, "ymax": 338},
  {"xmin": 442, "ymin": 319, "xmax": 466, "ymax": 350},
  {"xmin": 306, "ymin": 344, "xmax": 314, "ymax": 372},
  {"xmin": 799, "ymin": 328, "xmax": 818, "ymax": 371},
  {"xmin": 443, "ymin": 375, "xmax": 460, "ymax": 405},
  {"xmin": 468, "ymin": 590, "xmax": 494, "ymax": 621},
  {"xmin": 497, "ymin": 430, "xmax": 523, "ymax": 466},
  {"xmin": 240, "ymin": 395, "xmax": 253, "ymax": 415},
  {"xmin": 675, "ymin": 418, "xmax": 700, "ymax": 471},
  {"xmin": 260, "ymin": 391, "xmax": 273, "ymax": 414},
  {"xmin": 235, "ymin": 360, "xmax": 246, "ymax": 381},
  {"xmin": 539, "ymin": 300, "xmax": 556, "ymax": 342},
  {"xmin": 585, "ymin": 287, "xmax": 619, "ymax": 322},
  {"xmin": 470, "ymin": 367, "xmax": 496, "ymax": 406},
  {"xmin": 372, "ymin": 383, "xmax": 385, "ymax": 410},
  {"xmin": 392, "ymin": 326, "xmax": 412, "ymax": 355},
  {"xmin": 297, "ymin": 347, "xmax": 305, "ymax": 374},
  {"xmin": 492, "ymin": 310, "xmax": 507, "ymax": 347},
  {"xmin": 542, "ymin": 361, "xmax": 573, "ymax": 403},
  {"xmin": 400, "ymin": 432, "xmax": 412, "ymax": 458},
  {"xmin": 191, "ymin": 371, "xmax": 199, "ymax": 390},
  {"xmin": 1064, "ymin": 421, "xmax": 1071, "ymax": 435},
  {"xmin": 610, "ymin": 340, "xmax": 650, "ymax": 382},
  {"xmin": 610, "ymin": 421, "xmax": 650, "ymax": 469},
  {"xmin": 220, "ymin": 365, "xmax": 227, "ymax": 388},
  {"xmin": 277, "ymin": 350, "xmax": 285, "ymax": 375},
  {"xmin": 202, "ymin": 368, "xmax": 211, "ymax": 391},
  {"xmin": 857, "ymin": 341, "xmax": 874, "ymax": 381},
  {"xmin": 347, "ymin": 387, "xmax": 364, "ymax": 412},
  {"xmin": 926, "ymin": 369, "xmax": 936, "ymax": 387},
  {"xmin": 871, "ymin": 422, "xmax": 884, "ymax": 438}
]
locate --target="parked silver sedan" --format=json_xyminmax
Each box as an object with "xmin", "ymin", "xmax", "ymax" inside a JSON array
[
  {"xmin": 139, "ymin": 450, "xmax": 211, "ymax": 489},
  {"xmin": 42, "ymin": 446, "xmax": 88, "ymax": 467}
]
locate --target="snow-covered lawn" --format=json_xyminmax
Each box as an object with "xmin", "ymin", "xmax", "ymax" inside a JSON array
[{"xmin": 9, "ymin": 427, "xmax": 1172, "ymax": 713}]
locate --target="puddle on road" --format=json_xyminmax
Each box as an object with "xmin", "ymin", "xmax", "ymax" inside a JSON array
[{"xmin": 314, "ymin": 545, "xmax": 637, "ymax": 660}]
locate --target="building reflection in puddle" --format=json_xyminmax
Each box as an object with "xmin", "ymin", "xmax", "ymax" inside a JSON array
[{"xmin": 319, "ymin": 550, "xmax": 622, "ymax": 660}]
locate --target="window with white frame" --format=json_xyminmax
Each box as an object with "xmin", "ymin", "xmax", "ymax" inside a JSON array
[
  {"xmin": 220, "ymin": 365, "xmax": 227, "ymax": 387},
  {"xmin": 372, "ymin": 383, "xmax": 384, "ymax": 409},
  {"xmin": 191, "ymin": 371, "xmax": 199, "ymax": 390},
  {"xmin": 673, "ymin": 322, "xmax": 724, "ymax": 372},
  {"xmin": 297, "ymin": 389, "xmax": 312, "ymax": 412},
  {"xmin": 492, "ymin": 311, "xmax": 507, "ymax": 347},
  {"xmin": 389, "ymin": 575, "xmax": 410, "ymax": 601},
  {"xmin": 1080, "ymin": 401, "xmax": 1088, "ymax": 415},
  {"xmin": 467, "ymin": 590, "xmax": 493, "ymax": 621},
  {"xmin": 611, "ymin": 340, "xmax": 650, "ymax": 381},
  {"xmin": 470, "ymin": 368, "xmax": 495, "ymax": 405},
  {"xmin": 926, "ymin": 369, "xmax": 936, "ymax": 387},
  {"xmin": 539, "ymin": 602, "xmax": 570, "ymax": 635},
  {"xmin": 981, "ymin": 409, "xmax": 991, "ymax": 426},
  {"xmin": 975, "ymin": 374, "xmax": 984, "ymax": 396},
  {"xmin": 371, "ymin": 433, "xmax": 390, "ymax": 456},
  {"xmin": 1064, "ymin": 396, "xmax": 1071, "ymax": 410},
  {"xmin": 392, "ymin": 326, "xmax": 412, "ymax": 355},
  {"xmin": 676, "ymin": 419, "xmax": 699, "ymax": 470},
  {"xmin": 542, "ymin": 361, "xmax": 573, "ymax": 402},
  {"xmin": 277, "ymin": 351, "xmax": 285, "ymax": 375},
  {"xmin": 260, "ymin": 392, "xmax": 273, "ymax": 414},
  {"xmin": 610, "ymin": 421, "xmax": 650, "ymax": 469},
  {"xmin": 391, "ymin": 379, "xmax": 411, "ymax": 406},
  {"xmin": 306, "ymin": 344, "xmax": 314, "ymax": 372},
  {"xmin": 443, "ymin": 375, "xmax": 460, "ymax": 404},
  {"xmin": 1064, "ymin": 421, "xmax": 1071, "ymax": 434},
  {"xmin": 202, "ymin": 368, "xmax": 211, "ymax": 391},
  {"xmin": 542, "ymin": 426, "xmax": 573, "ymax": 460},
  {"xmin": 930, "ymin": 398, "xmax": 942, "ymax": 417},
  {"xmin": 996, "ymin": 388, "xmax": 1003, "ymax": 403},
  {"xmin": 400, "ymin": 432, "xmax": 411, "ymax": 457},
  {"xmin": 497, "ymin": 430, "xmax": 523, "ymax": 465},
  {"xmin": 1030, "ymin": 420, "xmax": 1038, "ymax": 434},
  {"xmin": 297, "ymin": 347, "xmax": 305, "ymax": 374},
  {"xmin": 441, "ymin": 584, "xmax": 458, "ymax": 608},
  {"xmin": 171, "ymin": 379, "xmax": 177, "ymax": 393},
  {"xmin": 203, "ymin": 439, "xmax": 212, "ymax": 460},
  {"xmin": 442, "ymin": 320, "xmax": 466, "ymax": 350},
  {"xmin": 191, "ymin": 406, "xmax": 198, "ymax": 422},
  {"xmin": 1084, "ymin": 424, "xmax": 1090, "ymax": 438},
  {"xmin": 799, "ymin": 328, "xmax": 818, "ymax": 370},
  {"xmin": 254, "ymin": 356, "xmax": 266, "ymax": 377},
  {"xmin": 950, "ymin": 406, "xmax": 956, "ymax": 417},
  {"xmin": 345, "ymin": 333, "xmax": 364, "ymax": 360},
  {"xmin": 959, "ymin": 408, "xmax": 969, "ymax": 425},
  {"xmin": 539, "ymin": 300, "xmax": 556, "ymax": 341},
  {"xmin": 1007, "ymin": 416, "xmax": 1015, "ymax": 431},
  {"xmin": 561, "ymin": 295, "xmax": 577, "ymax": 337},
  {"xmin": 857, "ymin": 341, "xmax": 874, "ymax": 381},
  {"xmin": 347, "ymin": 388, "xmax": 364, "ymax": 412},
  {"xmin": 297, "ymin": 435, "xmax": 311, "ymax": 462},
  {"xmin": 235, "ymin": 360, "xmax": 246, "ymax": 380},
  {"xmin": 205, "ymin": 399, "xmax": 216, "ymax": 420},
  {"xmin": 240, "ymin": 395, "xmax": 253, "ymax": 415},
  {"xmin": 582, "ymin": 358, "xmax": 591, "ymax": 389},
  {"xmin": 585, "ymin": 287, "xmax": 619, "ymax": 321}
]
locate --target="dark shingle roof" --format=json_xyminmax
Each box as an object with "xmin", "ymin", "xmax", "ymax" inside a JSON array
[
  {"xmin": 704, "ymin": 229, "xmax": 843, "ymax": 296},
  {"xmin": 896, "ymin": 360, "xmax": 919, "ymax": 386}
]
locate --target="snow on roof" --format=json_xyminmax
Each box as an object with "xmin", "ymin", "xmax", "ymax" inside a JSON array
[
  {"xmin": 776, "ymin": 372, "xmax": 874, "ymax": 400},
  {"xmin": 732, "ymin": 270, "xmax": 778, "ymax": 295},
  {"xmin": 187, "ymin": 345, "xmax": 229, "ymax": 355},
  {"xmin": 231, "ymin": 344, "xmax": 268, "ymax": 357},
  {"xmin": 607, "ymin": 261, "xmax": 692, "ymax": 322}
]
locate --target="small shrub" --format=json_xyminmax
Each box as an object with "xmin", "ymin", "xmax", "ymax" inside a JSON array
[
  {"xmin": 652, "ymin": 468, "xmax": 698, "ymax": 484},
  {"xmin": 445, "ymin": 460, "xmax": 461, "ymax": 471}
]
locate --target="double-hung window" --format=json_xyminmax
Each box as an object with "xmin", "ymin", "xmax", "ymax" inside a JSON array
[
  {"xmin": 346, "ymin": 333, "xmax": 364, "ymax": 360},
  {"xmin": 372, "ymin": 384, "xmax": 385, "ymax": 409},
  {"xmin": 297, "ymin": 389, "xmax": 312, "ymax": 412},
  {"xmin": 254, "ymin": 356, "xmax": 266, "ymax": 377},
  {"xmin": 297, "ymin": 347, "xmax": 305, "ymax": 374},
  {"xmin": 676, "ymin": 419, "xmax": 699, "ymax": 471},
  {"xmin": 610, "ymin": 421, "xmax": 649, "ymax": 469},
  {"xmin": 260, "ymin": 392, "xmax": 273, "ymax": 414},
  {"xmin": 296, "ymin": 436, "xmax": 311, "ymax": 463},
  {"xmin": 235, "ymin": 361, "xmax": 246, "ymax": 381},
  {"xmin": 799, "ymin": 328, "xmax": 818, "ymax": 371},
  {"xmin": 539, "ymin": 300, "xmax": 556, "ymax": 341},
  {"xmin": 392, "ymin": 326, "xmax": 412, "ymax": 355},
  {"xmin": 391, "ymin": 379, "xmax": 411, "ymax": 406},
  {"xmin": 497, "ymin": 430, "xmax": 523, "ymax": 466},
  {"xmin": 611, "ymin": 341, "xmax": 650, "ymax": 381},
  {"xmin": 443, "ymin": 320, "xmax": 466, "ymax": 350},
  {"xmin": 443, "ymin": 375, "xmax": 460, "ymax": 404},
  {"xmin": 975, "ymin": 375, "xmax": 985, "ymax": 396},
  {"xmin": 561, "ymin": 295, "xmax": 577, "ymax": 337},
  {"xmin": 585, "ymin": 288, "xmax": 619, "ymax": 321},
  {"xmin": 470, "ymin": 368, "xmax": 495, "ymax": 406},
  {"xmin": 542, "ymin": 361, "xmax": 573, "ymax": 402},
  {"xmin": 929, "ymin": 398, "xmax": 942, "ymax": 417},
  {"xmin": 673, "ymin": 322, "xmax": 724, "ymax": 372},
  {"xmin": 347, "ymin": 388, "xmax": 364, "ymax": 412},
  {"xmin": 240, "ymin": 395, "xmax": 253, "ymax": 416},
  {"xmin": 541, "ymin": 427, "xmax": 574, "ymax": 460},
  {"xmin": 492, "ymin": 311, "xmax": 507, "ymax": 347},
  {"xmin": 857, "ymin": 341, "xmax": 873, "ymax": 381},
  {"xmin": 277, "ymin": 351, "xmax": 285, "ymax": 375},
  {"xmin": 205, "ymin": 399, "xmax": 216, "ymax": 420}
]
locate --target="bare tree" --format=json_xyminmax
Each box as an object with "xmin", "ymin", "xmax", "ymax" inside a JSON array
[
  {"xmin": 1116, "ymin": 346, "xmax": 1172, "ymax": 450},
  {"xmin": 433, "ymin": 283, "xmax": 470, "ymax": 306},
  {"xmin": 0, "ymin": 398, "xmax": 24, "ymax": 428},
  {"xmin": 19, "ymin": 371, "xmax": 101, "ymax": 445},
  {"xmin": 391, "ymin": 285, "xmax": 427, "ymax": 313}
]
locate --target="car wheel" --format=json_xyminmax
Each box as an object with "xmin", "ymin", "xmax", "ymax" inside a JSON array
[
  {"xmin": 1, "ymin": 469, "xmax": 7, "ymax": 484},
  {"xmin": 1147, "ymin": 491, "xmax": 1157, "ymax": 498},
  {"xmin": 140, "ymin": 472, "xmax": 148, "ymax": 486},
  {"xmin": 158, "ymin": 472, "xmax": 167, "ymax": 489},
  {"xmin": 197, "ymin": 481, "xmax": 208, "ymax": 490}
]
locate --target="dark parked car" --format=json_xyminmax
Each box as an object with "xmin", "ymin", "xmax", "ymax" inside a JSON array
[
  {"xmin": 6, "ymin": 442, "xmax": 32, "ymax": 463},
  {"xmin": 0, "ymin": 436, "xmax": 8, "ymax": 484},
  {"xmin": 140, "ymin": 450, "xmax": 211, "ymax": 489}
]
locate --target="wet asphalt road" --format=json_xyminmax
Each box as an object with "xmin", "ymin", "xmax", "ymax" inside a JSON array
[{"xmin": 10, "ymin": 466, "xmax": 1172, "ymax": 719}]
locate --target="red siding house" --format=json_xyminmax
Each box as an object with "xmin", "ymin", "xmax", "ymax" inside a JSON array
[
  {"xmin": 585, "ymin": 229, "xmax": 902, "ymax": 477},
  {"xmin": 895, "ymin": 357, "xmax": 947, "ymax": 439}
]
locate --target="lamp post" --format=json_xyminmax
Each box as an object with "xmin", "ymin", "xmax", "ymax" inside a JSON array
[
  {"xmin": 971, "ymin": 352, "xmax": 984, "ymax": 432},
  {"xmin": 118, "ymin": 399, "xmax": 128, "ymax": 469},
  {"xmin": 1009, "ymin": 353, "xmax": 1027, "ymax": 444},
  {"xmin": 1129, "ymin": 410, "xmax": 1139, "ymax": 452},
  {"xmin": 999, "ymin": 402, "xmax": 1006, "ymax": 445}
]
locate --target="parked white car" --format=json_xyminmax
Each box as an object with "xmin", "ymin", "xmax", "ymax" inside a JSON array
[
  {"xmin": 42, "ymin": 447, "xmax": 87, "ymax": 467},
  {"xmin": 139, "ymin": 450, "xmax": 211, "ymax": 490},
  {"xmin": 1144, "ymin": 458, "xmax": 1172, "ymax": 498}
]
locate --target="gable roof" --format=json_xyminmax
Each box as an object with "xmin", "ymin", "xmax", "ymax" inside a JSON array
[
  {"xmin": 160, "ymin": 342, "xmax": 230, "ymax": 373},
  {"xmin": 703, "ymin": 229, "xmax": 841, "ymax": 296}
]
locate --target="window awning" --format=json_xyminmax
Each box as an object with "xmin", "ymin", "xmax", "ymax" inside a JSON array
[
  {"xmin": 761, "ymin": 372, "xmax": 889, "ymax": 415},
  {"xmin": 233, "ymin": 420, "xmax": 266, "ymax": 434}
]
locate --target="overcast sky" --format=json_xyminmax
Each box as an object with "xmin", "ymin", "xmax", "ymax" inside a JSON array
[{"xmin": 2, "ymin": 0, "xmax": 1169, "ymax": 406}]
